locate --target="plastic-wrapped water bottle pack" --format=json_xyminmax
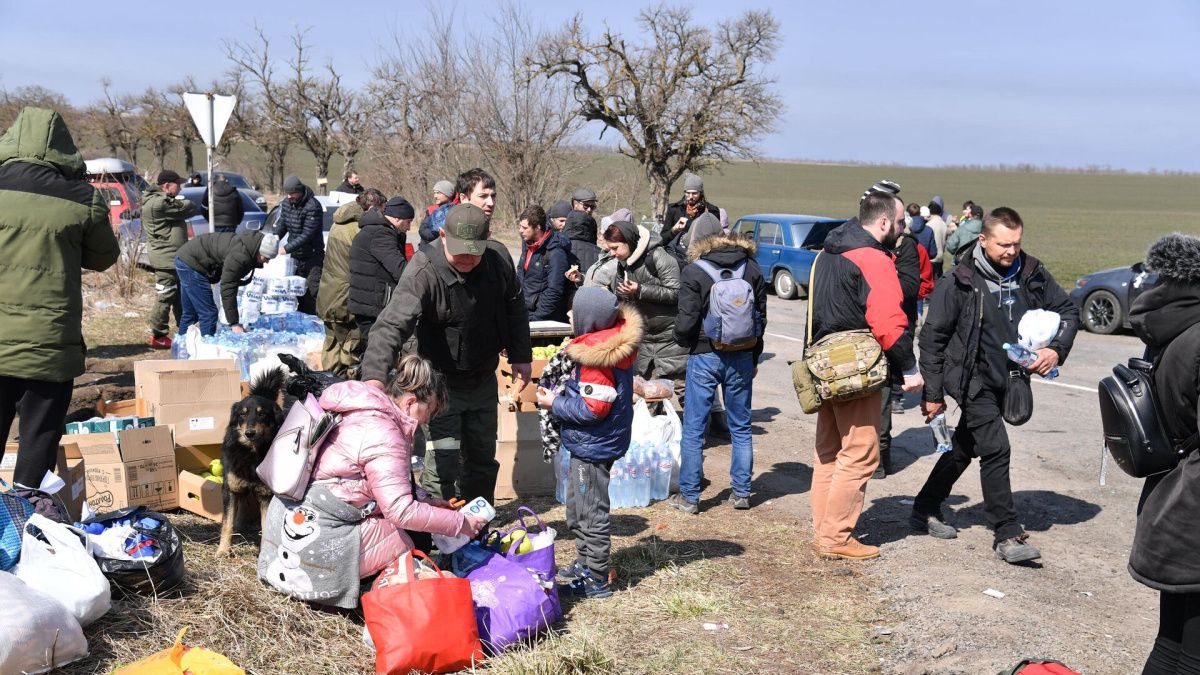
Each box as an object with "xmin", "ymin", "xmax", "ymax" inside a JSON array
[{"xmin": 172, "ymin": 312, "xmax": 325, "ymax": 379}]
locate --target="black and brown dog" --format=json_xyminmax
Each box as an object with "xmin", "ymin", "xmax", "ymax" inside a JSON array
[{"xmin": 216, "ymin": 367, "xmax": 285, "ymax": 556}]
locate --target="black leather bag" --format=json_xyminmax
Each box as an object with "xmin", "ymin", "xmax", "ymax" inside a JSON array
[
  {"xmin": 1099, "ymin": 358, "xmax": 1199, "ymax": 478},
  {"xmin": 1002, "ymin": 370, "xmax": 1033, "ymax": 426}
]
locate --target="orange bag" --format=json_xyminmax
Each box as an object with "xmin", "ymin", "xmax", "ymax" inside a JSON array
[
  {"xmin": 362, "ymin": 550, "xmax": 485, "ymax": 675},
  {"xmin": 114, "ymin": 627, "xmax": 244, "ymax": 674}
]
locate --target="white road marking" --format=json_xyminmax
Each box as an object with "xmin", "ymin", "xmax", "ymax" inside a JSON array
[
  {"xmin": 766, "ymin": 332, "xmax": 804, "ymax": 343},
  {"xmin": 1031, "ymin": 378, "xmax": 1097, "ymax": 393}
]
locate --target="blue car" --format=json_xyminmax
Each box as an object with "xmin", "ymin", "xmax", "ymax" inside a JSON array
[
  {"xmin": 731, "ymin": 214, "xmax": 848, "ymax": 299},
  {"xmin": 1069, "ymin": 262, "xmax": 1158, "ymax": 334}
]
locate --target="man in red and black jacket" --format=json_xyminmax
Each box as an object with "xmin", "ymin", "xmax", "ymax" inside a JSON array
[{"xmin": 808, "ymin": 189, "xmax": 923, "ymax": 561}]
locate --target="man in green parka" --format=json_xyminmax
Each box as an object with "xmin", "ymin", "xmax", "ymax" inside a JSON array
[
  {"xmin": 143, "ymin": 168, "xmax": 197, "ymax": 349},
  {"xmin": 0, "ymin": 107, "xmax": 120, "ymax": 487}
]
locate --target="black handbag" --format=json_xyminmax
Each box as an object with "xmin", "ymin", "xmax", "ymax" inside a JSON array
[{"xmin": 1003, "ymin": 369, "xmax": 1034, "ymax": 426}]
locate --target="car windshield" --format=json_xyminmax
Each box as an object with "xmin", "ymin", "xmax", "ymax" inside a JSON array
[{"xmin": 791, "ymin": 221, "xmax": 839, "ymax": 249}]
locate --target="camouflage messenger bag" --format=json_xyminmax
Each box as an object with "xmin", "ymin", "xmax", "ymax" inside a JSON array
[{"xmin": 790, "ymin": 253, "xmax": 889, "ymax": 414}]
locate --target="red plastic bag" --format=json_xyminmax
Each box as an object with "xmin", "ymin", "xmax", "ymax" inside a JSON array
[
  {"xmin": 1000, "ymin": 659, "xmax": 1081, "ymax": 675},
  {"xmin": 362, "ymin": 550, "xmax": 484, "ymax": 675}
]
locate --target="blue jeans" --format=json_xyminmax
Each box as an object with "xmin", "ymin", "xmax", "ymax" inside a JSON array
[
  {"xmin": 175, "ymin": 257, "xmax": 218, "ymax": 336},
  {"xmin": 678, "ymin": 351, "xmax": 754, "ymax": 503}
]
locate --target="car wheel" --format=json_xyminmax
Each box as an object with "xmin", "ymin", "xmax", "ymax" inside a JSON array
[
  {"xmin": 1083, "ymin": 289, "xmax": 1122, "ymax": 334},
  {"xmin": 774, "ymin": 270, "xmax": 798, "ymax": 300}
]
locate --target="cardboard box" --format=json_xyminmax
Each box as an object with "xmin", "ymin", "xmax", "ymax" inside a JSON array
[
  {"xmin": 1, "ymin": 442, "xmax": 87, "ymax": 522},
  {"xmin": 495, "ymin": 440, "xmax": 555, "ymax": 500},
  {"xmin": 497, "ymin": 359, "xmax": 549, "ymax": 404},
  {"xmin": 497, "ymin": 402, "xmax": 541, "ymax": 443},
  {"xmin": 135, "ymin": 359, "xmax": 240, "ymax": 445},
  {"xmin": 97, "ymin": 398, "xmax": 138, "ymax": 417},
  {"xmin": 156, "ymin": 400, "xmax": 236, "ymax": 446},
  {"xmin": 175, "ymin": 444, "xmax": 223, "ymax": 522},
  {"xmin": 65, "ymin": 426, "xmax": 178, "ymax": 513}
]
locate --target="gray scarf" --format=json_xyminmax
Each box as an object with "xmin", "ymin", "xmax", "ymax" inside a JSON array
[{"xmin": 973, "ymin": 244, "xmax": 1022, "ymax": 321}]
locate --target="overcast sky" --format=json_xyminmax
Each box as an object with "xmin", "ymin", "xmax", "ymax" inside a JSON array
[{"xmin": 2, "ymin": 0, "xmax": 1197, "ymax": 171}]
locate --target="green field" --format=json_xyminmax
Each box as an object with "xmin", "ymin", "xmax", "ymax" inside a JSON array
[{"xmin": 155, "ymin": 144, "xmax": 1200, "ymax": 284}]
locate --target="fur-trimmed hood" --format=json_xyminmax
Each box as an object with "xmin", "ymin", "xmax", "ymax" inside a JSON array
[
  {"xmin": 565, "ymin": 303, "xmax": 644, "ymax": 368},
  {"xmin": 687, "ymin": 233, "xmax": 756, "ymax": 263},
  {"xmin": 1145, "ymin": 233, "xmax": 1200, "ymax": 284}
]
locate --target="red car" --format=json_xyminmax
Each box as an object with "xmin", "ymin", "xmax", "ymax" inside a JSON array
[{"xmin": 85, "ymin": 157, "xmax": 145, "ymax": 230}]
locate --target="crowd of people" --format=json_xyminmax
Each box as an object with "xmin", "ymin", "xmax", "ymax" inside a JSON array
[{"xmin": 0, "ymin": 105, "xmax": 1196, "ymax": 671}]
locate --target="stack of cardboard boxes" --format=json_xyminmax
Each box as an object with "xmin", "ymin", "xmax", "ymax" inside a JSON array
[
  {"xmin": 495, "ymin": 359, "xmax": 555, "ymax": 499},
  {"xmin": 135, "ymin": 359, "xmax": 240, "ymax": 522}
]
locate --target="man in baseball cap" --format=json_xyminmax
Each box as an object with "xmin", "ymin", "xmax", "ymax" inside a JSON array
[
  {"xmin": 143, "ymin": 168, "xmax": 197, "ymax": 348},
  {"xmin": 361, "ymin": 200, "xmax": 532, "ymax": 504}
]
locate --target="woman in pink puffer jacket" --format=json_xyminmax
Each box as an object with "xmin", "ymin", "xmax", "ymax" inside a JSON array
[{"xmin": 312, "ymin": 356, "xmax": 487, "ymax": 577}]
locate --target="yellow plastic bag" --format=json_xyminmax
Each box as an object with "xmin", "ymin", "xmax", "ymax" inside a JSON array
[{"xmin": 114, "ymin": 628, "xmax": 245, "ymax": 675}]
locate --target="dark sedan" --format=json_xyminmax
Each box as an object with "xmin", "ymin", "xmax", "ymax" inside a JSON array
[{"xmin": 1069, "ymin": 262, "xmax": 1158, "ymax": 334}]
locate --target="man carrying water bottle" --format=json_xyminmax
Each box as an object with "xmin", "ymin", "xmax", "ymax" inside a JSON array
[{"xmin": 911, "ymin": 207, "xmax": 1078, "ymax": 564}]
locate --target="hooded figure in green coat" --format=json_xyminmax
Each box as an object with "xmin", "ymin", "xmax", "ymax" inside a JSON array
[{"xmin": 0, "ymin": 107, "xmax": 120, "ymax": 487}]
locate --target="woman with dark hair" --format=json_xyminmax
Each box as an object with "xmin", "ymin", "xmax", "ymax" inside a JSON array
[
  {"xmin": 599, "ymin": 220, "xmax": 687, "ymax": 386},
  {"xmin": 1127, "ymin": 232, "xmax": 1200, "ymax": 674}
]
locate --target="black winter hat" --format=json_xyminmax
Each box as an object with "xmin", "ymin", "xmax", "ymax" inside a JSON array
[
  {"xmin": 156, "ymin": 169, "xmax": 182, "ymax": 185},
  {"xmin": 383, "ymin": 196, "xmax": 415, "ymax": 220},
  {"xmin": 1145, "ymin": 233, "xmax": 1200, "ymax": 284}
]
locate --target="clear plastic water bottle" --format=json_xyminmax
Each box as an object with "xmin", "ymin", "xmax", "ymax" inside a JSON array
[
  {"xmin": 637, "ymin": 452, "xmax": 653, "ymax": 506},
  {"xmin": 555, "ymin": 449, "xmax": 571, "ymax": 505},
  {"xmin": 929, "ymin": 413, "xmax": 954, "ymax": 454},
  {"xmin": 1002, "ymin": 342, "xmax": 1059, "ymax": 379},
  {"xmin": 650, "ymin": 447, "xmax": 669, "ymax": 501},
  {"xmin": 608, "ymin": 463, "xmax": 622, "ymax": 509}
]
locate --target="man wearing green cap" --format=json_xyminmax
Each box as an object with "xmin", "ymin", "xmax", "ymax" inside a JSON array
[{"xmin": 361, "ymin": 202, "xmax": 532, "ymax": 503}]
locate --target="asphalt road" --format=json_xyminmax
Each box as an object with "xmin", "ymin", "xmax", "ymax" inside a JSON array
[{"xmin": 738, "ymin": 293, "xmax": 1154, "ymax": 674}]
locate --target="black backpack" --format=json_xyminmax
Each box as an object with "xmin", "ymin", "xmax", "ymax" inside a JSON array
[{"xmin": 1098, "ymin": 358, "xmax": 1199, "ymax": 478}]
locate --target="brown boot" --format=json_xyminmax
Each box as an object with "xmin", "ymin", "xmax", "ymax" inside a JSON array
[{"xmin": 817, "ymin": 537, "xmax": 880, "ymax": 560}]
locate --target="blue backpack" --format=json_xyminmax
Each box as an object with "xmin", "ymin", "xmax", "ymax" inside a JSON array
[{"xmin": 695, "ymin": 260, "xmax": 759, "ymax": 351}]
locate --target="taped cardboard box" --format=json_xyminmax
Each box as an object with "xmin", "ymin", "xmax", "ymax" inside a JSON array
[
  {"xmin": 156, "ymin": 400, "xmax": 236, "ymax": 446},
  {"xmin": 134, "ymin": 358, "xmax": 240, "ymax": 415},
  {"xmin": 0, "ymin": 442, "xmax": 87, "ymax": 522},
  {"xmin": 495, "ymin": 440, "xmax": 554, "ymax": 500},
  {"xmin": 175, "ymin": 444, "xmax": 223, "ymax": 522},
  {"xmin": 65, "ymin": 426, "xmax": 177, "ymax": 513},
  {"xmin": 497, "ymin": 359, "xmax": 549, "ymax": 404}
]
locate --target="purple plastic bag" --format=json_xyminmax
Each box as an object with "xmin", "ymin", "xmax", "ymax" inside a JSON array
[
  {"xmin": 486, "ymin": 507, "xmax": 562, "ymax": 625},
  {"xmin": 462, "ymin": 542, "xmax": 558, "ymax": 653}
]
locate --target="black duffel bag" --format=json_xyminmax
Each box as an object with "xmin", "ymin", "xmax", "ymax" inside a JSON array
[{"xmin": 83, "ymin": 506, "xmax": 186, "ymax": 595}]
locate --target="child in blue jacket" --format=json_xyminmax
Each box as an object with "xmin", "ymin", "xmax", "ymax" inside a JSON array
[{"xmin": 537, "ymin": 288, "xmax": 642, "ymax": 598}]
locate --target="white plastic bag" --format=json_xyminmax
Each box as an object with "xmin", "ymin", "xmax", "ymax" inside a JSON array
[
  {"xmin": 1017, "ymin": 309, "xmax": 1061, "ymax": 350},
  {"xmin": 631, "ymin": 400, "xmax": 682, "ymax": 491},
  {"xmin": 0, "ymin": 570, "xmax": 88, "ymax": 673},
  {"xmin": 14, "ymin": 514, "xmax": 112, "ymax": 626}
]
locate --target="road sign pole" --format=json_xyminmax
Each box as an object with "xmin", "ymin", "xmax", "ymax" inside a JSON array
[{"xmin": 206, "ymin": 93, "xmax": 215, "ymax": 224}]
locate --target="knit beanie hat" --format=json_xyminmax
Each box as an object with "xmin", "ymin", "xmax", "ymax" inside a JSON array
[
  {"xmin": 572, "ymin": 287, "xmax": 620, "ymax": 336},
  {"xmin": 433, "ymin": 180, "xmax": 455, "ymax": 198},
  {"xmin": 608, "ymin": 208, "xmax": 632, "ymax": 223},
  {"xmin": 282, "ymin": 175, "xmax": 304, "ymax": 194},
  {"xmin": 259, "ymin": 232, "xmax": 280, "ymax": 259},
  {"xmin": 683, "ymin": 174, "xmax": 704, "ymax": 192},
  {"xmin": 860, "ymin": 179, "xmax": 901, "ymax": 203},
  {"xmin": 548, "ymin": 200, "xmax": 572, "ymax": 219},
  {"xmin": 685, "ymin": 212, "xmax": 723, "ymax": 248}
]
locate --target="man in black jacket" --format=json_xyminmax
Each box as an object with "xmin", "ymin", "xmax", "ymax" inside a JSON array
[
  {"xmin": 275, "ymin": 175, "xmax": 325, "ymax": 315},
  {"xmin": 348, "ymin": 197, "xmax": 413, "ymax": 344},
  {"xmin": 361, "ymin": 203, "xmax": 532, "ymax": 503},
  {"xmin": 664, "ymin": 174, "xmax": 720, "ymax": 265},
  {"xmin": 335, "ymin": 170, "xmax": 364, "ymax": 194},
  {"xmin": 516, "ymin": 205, "xmax": 570, "ymax": 322},
  {"xmin": 669, "ymin": 225, "xmax": 767, "ymax": 515},
  {"xmin": 201, "ymin": 174, "xmax": 244, "ymax": 234},
  {"xmin": 174, "ymin": 230, "xmax": 279, "ymax": 334},
  {"xmin": 912, "ymin": 207, "xmax": 1078, "ymax": 564},
  {"xmin": 875, "ymin": 229, "xmax": 924, "ymax": 478}
]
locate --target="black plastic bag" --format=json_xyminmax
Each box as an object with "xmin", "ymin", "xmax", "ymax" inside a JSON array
[
  {"xmin": 278, "ymin": 353, "xmax": 344, "ymax": 400},
  {"xmin": 1003, "ymin": 370, "xmax": 1034, "ymax": 426},
  {"xmin": 83, "ymin": 506, "xmax": 186, "ymax": 595}
]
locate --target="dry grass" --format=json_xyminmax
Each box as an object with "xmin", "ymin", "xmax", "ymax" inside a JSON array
[{"xmin": 59, "ymin": 498, "xmax": 883, "ymax": 674}]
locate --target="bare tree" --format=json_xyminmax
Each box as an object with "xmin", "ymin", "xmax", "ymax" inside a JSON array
[
  {"xmin": 83, "ymin": 79, "xmax": 142, "ymax": 163},
  {"xmin": 366, "ymin": 9, "xmax": 474, "ymax": 208},
  {"xmin": 0, "ymin": 85, "xmax": 75, "ymax": 130},
  {"xmin": 225, "ymin": 28, "xmax": 294, "ymax": 192},
  {"xmin": 465, "ymin": 2, "xmax": 583, "ymax": 223},
  {"xmin": 136, "ymin": 87, "xmax": 177, "ymax": 173},
  {"xmin": 168, "ymin": 77, "xmax": 201, "ymax": 173},
  {"xmin": 532, "ymin": 6, "xmax": 782, "ymax": 218}
]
